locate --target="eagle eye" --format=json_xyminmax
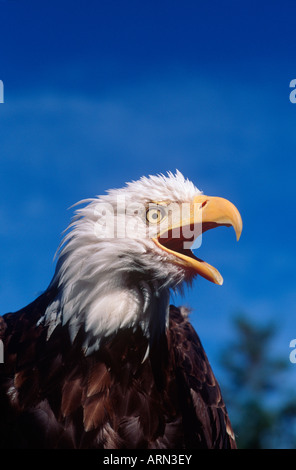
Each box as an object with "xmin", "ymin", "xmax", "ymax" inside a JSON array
[{"xmin": 146, "ymin": 205, "xmax": 167, "ymax": 224}]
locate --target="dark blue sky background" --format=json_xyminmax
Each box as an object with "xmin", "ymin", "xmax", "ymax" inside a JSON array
[{"xmin": 1, "ymin": 0, "xmax": 296, "ymax": 385}]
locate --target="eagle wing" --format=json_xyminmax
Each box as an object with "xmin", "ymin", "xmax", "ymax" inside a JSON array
[{"xmin": 168, "ymin": 305, "xmax": 236, "ymax": 448}]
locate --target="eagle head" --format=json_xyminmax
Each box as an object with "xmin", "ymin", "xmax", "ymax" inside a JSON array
[{"xmin": 44, "ymin": 171, "xmax": 242, "ymax": 352}]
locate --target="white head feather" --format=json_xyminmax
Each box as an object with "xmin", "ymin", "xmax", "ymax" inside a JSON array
[{"xmin": 41, "ymin": 170, "xmax": 201, "ymax": 352}]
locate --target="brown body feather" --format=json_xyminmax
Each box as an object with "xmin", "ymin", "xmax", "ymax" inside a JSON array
[{"xmin": 0, "ymin": 290, "xmax": 236, "ymax": 449}]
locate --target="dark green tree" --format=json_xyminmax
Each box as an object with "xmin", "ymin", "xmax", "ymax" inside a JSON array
[{"xmin": 219, "ymin": 314, "xmax": 294, "ymax": 448}]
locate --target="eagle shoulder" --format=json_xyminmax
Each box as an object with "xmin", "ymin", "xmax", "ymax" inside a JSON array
[{"xmin": 0, "ymin": 294, "xmax": 236, "ymax": 449}]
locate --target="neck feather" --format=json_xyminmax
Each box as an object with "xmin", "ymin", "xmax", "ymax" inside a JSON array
[{"xmin": 41, "ymin": 239, "xmax": 181, "ymax": 354}]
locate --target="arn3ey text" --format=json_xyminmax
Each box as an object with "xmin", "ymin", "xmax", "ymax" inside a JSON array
[{"xmin": 102, "ymin": 454, "xmax": 193, "ymax": 467}]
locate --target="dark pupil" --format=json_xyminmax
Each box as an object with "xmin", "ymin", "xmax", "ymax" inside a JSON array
[{"xmin": 152, "ymin": 212, "xmax": 159, "ymax": 219}]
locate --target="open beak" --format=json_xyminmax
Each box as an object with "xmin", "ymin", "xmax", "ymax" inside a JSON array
[{"xmin": 152, "ymin": 195, "xmax": 242, "ymax": 285}]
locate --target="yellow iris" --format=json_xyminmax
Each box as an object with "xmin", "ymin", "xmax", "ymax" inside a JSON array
[{"xmin": 146, "ymin": 206, "xmax": 166, "ymax": 224}]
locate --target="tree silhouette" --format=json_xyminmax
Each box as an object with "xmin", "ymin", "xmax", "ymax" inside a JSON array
[{"xmin": 219, "ymin": 314, "xmax": 295, "ymax": 448}]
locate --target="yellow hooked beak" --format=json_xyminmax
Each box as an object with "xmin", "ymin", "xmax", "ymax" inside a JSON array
[{"xmin": 152, "ymin": 195, "xmax": 242, "ymax": 285}]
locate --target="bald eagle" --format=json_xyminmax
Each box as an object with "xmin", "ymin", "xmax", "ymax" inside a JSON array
[{"xmin": 0, "ymin": 171, "xmax": 242, "ymax": 449}]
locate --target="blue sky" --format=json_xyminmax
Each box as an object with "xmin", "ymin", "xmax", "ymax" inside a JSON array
[{"xmin": 0, "ymin": 0, "xmax": 296, "ymax": 384}]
